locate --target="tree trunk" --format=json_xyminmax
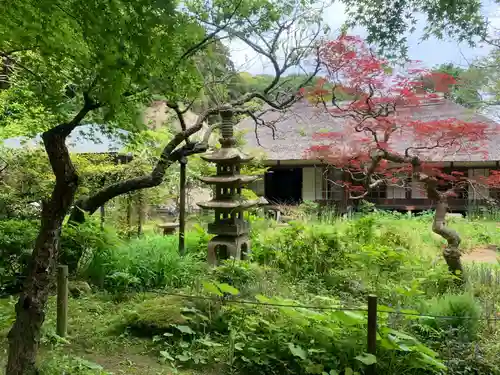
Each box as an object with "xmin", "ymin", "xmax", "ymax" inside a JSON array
[
  {"xmin": 6, "ymin": 129, "xmax": 79, "ymax": 375},
  {"xmin": 432, "ymin": 197, "xmax": 464, "ymax": 278}
]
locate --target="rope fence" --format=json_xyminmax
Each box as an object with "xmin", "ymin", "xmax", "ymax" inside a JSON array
[{"xmin": 155, "ymin": 291, "xmax": 500, "ymax": 322}]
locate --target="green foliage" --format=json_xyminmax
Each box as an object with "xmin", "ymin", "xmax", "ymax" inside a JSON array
[
  {"xmin": 60, "ymin": 220, "xmax": 121, "ymax": 274},
  {"xmin": 84, "ymin": 234, "xmax": 208, "ymax": 292},
  {"xmin": 251, "ymin": 221, "xmax": 346, "ymax": 285},
  {"xmin": 424, "ymin": 63, "xmax": 485, "ymax": 107},
  {"xmin": 298, "ymin": 200, "xmax": 320, "ymax": 218},
  {"xmin": 0, "ymin": 218, "xmax": 121, "ymax": 292},
  {"xmin": 342, "ymin": 0, "xmax": 486, "ymax": 59},
  {"xmin": 132, "ymin": 291, "xmax": 444, "ymax": 375},
  {"xmin": 124, "ymin": 296, "xmax": 189, "ymax": 336},
  {"xmin": 38, "ymin": 355, "xmax": 110, "ymax": 375},
  {"xmin": 420, "ymin": 293, "xmax": 482, "ymax": 341},
  {"xmin": 0, "ymin": 219, "xmax": 38, "ymax": 294},
  {"xmin": 0, "ymin": 0, "xmax": 207, "ymax": 134}
]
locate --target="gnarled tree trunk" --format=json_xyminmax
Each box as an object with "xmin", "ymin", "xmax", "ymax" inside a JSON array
[
  {"xmin": 432, "ymin": 197, "xmax": 463, "ymax": 277},
  {"xmin": 5, "ymin": 104, "xmax": 92, "ymax": 374},
  {"xmin": 425, "ymin": 179, "xmax": 463, "ymax": 279}
]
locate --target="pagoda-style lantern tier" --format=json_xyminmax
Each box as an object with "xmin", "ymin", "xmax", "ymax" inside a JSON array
[
  {"xmin": 198, "ymin": 174, "xmax": 258, "ymax": 185},
  {"xmin": 200, "ymin": 147, "xmax": 254, "ymax": 164},
  {"xmin": 197, "ymin": 108, "xmax": 258, "ymax": 264}
]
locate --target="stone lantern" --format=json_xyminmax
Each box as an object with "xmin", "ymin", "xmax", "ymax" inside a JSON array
[{"xmin": 197, "ymin": 108, "xmax": 259, "ymax": 265}]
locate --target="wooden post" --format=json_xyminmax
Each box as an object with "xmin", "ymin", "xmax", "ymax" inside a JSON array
[
  {"xmin": 367, "ymin": 295, "xmax": 377, "ymax": 375},
  {"xmin": 126, "ymin": 194, "xmax": 132, "ymax": 238},
  {"xmin": 56, "ymin": 265, "xmax": 69, "ymax": 337},
  {"xmin": 100, "ymin": 204, "xmax": 105, "ymax": 231},
  {"xmin": 179, "ymin": 157, "xmax": 187, "ymax": 256},
  {"xmin": 137, "ymin": 191, "xmax": 143, "ymax": 237}
]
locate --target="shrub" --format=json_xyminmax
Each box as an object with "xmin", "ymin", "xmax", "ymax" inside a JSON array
[
  {"xmin": 60, "ymin": 220, "xmax": 121, "ymax": 274},
  {"xmin": 84, "ymin": 235, "xmax": 207, "ymax": 292},
  {"xmin": 38, "ymin": 355, "xmax": 110, "ymax": 375},
  {"xmin": 212, "ymin": 260, "xmax": 283, "ymax": 297},
  {"xmin": 251, "ymin": 222, "xmax": 346, "ymax": 281},
  {"xmin": 420, "ymin": 293, "xmax": 481, "ymax": 341},
  {"xmin": 0, "ymin": 219, "xmax": 38, "ymax": 294}
]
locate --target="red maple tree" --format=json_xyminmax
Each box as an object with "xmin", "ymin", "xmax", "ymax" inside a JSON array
[{"xmin": 303, "ymin": 35, "xmax": 499, "ymax": 277}]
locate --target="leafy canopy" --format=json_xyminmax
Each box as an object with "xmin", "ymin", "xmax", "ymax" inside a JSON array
[
  {"xmin": 341, "ymin": 0, "xmax": 486, "ymax": 59},
  {"xmin": 0, "ymin": 0, "xmax": 206, "ymax": 137}
]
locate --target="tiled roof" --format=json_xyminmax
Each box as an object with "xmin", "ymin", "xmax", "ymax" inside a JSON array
[{"xmin": 237, "ymin": 99, "xmax": 500, "ymax": 162}]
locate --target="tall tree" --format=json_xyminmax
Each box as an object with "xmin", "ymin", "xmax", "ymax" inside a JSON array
[
  {"xmin": 69, "ymin": 0, "xmax": 327, "ymax": 223},
  {"xmin": 0, "ymin": 0, "xmax": 238, "ymax": 373},
  {"xmin": 0, "ymin": 0, "xmax": 329, "ymax": 372},
  {"xmin": 305, "ymin": 35, "xmax": 497, "ymax": 279}
]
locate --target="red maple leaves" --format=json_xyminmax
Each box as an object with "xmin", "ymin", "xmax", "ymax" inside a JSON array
[{"xmin": 303, "ymin": 35, "xmax": 499, "ymax": 197}]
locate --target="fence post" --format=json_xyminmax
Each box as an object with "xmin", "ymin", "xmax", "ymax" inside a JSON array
[
  {"xmin": 367, "ymin": 294, "xmax": 377, "ymax": 375},
  {"xmin": 56, "ymin": 265, "xmax": 68, "ymax": 337}
]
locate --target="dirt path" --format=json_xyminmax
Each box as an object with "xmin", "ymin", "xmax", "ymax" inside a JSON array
[{"xmin": 462, "ymin": 245, "xmax": 499, "ymax": 264}]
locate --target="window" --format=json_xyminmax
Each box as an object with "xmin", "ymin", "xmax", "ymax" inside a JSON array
[{"xmin": 366, "ymin": 182, "xmax": 387, "ymax": 199}]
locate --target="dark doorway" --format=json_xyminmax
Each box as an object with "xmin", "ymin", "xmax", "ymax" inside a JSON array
[{"xmin": 264, "ymin": 167, "xmax": 303, "ymax": 204}]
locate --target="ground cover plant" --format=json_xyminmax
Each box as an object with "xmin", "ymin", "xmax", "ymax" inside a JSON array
[{"xmin": 1, "ymin": 209, "xmax": 500, "ymax": 374}]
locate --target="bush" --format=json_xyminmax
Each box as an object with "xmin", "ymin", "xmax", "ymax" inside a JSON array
[
  {"xmin": 0, "ymin": 219, "xmax": 38, "ymax": 294},
  {"xmin": 60, "ymin": 220, "xmax": 121, "ymax": 274},
  {"xmin": 38, "ymin": 355, "xmax": 110, "ymax": 375},
  {"xmin": 212, "ymin": 260, "xmax": 283, "ymax": 297},
  {"xmin": 251, "ymin": 221, "xmax": 346, "ymax": 281},
  {"xmin": 420, "ymin": 293, "xmax": 481, "ymax": 341},
  {"xmin": 123, "ymin": 296, "xmax": 189, "ymax": 336},
  {"xmin": 84, "ymin": 235, "xmax": 207, "ymax": 292},
  {"xmin": 0, "ymin": 218, "xmax": 122, "ymax": 294}
]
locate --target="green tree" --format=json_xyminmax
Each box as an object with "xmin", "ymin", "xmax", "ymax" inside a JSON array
[
  {"xmin": 341, "ymin": 0, "xmax": 487, "ymax": 58},
  {"xmin": 70, "ymin": 0, "xmax": 327, "ymax": 222},
  {"xmin": 423, "ymin": 63, "xmax": 486, "ymax": 108},
  {"xmin": 0, "ymin": 0, "xmax": 218, "ymax": 373},
  {"xmin": 0, "ymin": 0, "xmax": 327, "ymax": 373}
]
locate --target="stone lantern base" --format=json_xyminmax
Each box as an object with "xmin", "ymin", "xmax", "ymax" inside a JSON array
[{"xmin": 207, "ymin": 235, "xmax": 250, "ymax": 265}]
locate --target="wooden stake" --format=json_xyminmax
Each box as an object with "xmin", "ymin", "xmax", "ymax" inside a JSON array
[
  {"xmin": 137, "ymin": 191, "xmax": 143, "ymax": 236},
  {"xmin": 367, "ymin": 294, "xmax": 377, "ymax": 375},
  {"xmin": 100, "ymin": 204, "xmax": 105, "ymax": 231},
  {"xmin": 179, "ymin": 157, "xmax": 187, "ymax": 256},
  {"xmin": 56, "ymin": 265, "xmax": 68, "ymax": 337}
]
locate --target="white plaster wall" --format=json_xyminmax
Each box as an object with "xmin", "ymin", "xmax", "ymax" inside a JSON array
[
  {"xmin": 315, "ymin": 167, "xmax": 323, "ymax": 199},
  {"xmin": 411, "ymin": 181, "xmax": 427, "ymax": 198},
  {"xmin": 468, "ymin": 169, "xmax": 489, "ymax": 200},
  {"xmin": 302, "ymin": 167, "xmax": 316, "ymax": 201}
]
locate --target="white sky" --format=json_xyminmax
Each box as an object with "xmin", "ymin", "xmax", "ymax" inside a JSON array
[{"xmin": 228, "ymin": 0, "xmax": 500, "ymax": 75}]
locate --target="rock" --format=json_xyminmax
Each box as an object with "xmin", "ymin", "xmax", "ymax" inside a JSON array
[{"xmin": 69, "ymin": 281, "xmax": 92, "ymax": 298}]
